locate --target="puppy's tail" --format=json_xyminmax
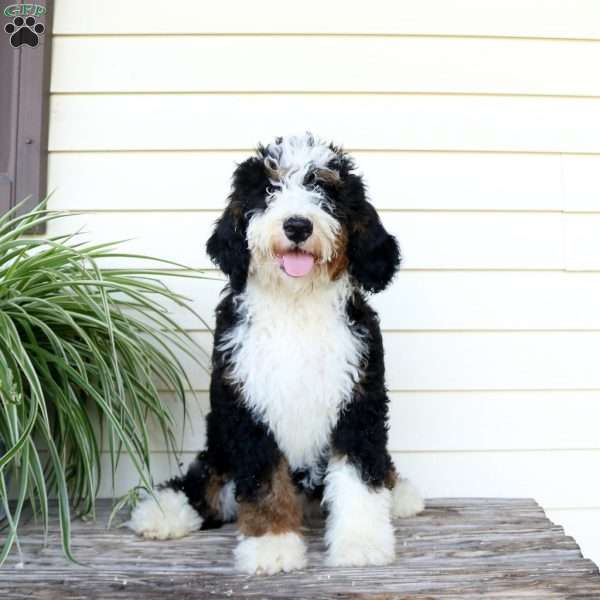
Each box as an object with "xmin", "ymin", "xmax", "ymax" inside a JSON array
[{"xmin": 126, "ymin": 451, "xmax": 237, "ymax": 540}]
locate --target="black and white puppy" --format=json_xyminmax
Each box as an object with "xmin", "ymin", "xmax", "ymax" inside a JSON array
[{"xmin": 128, "ymin": 133, "xmax": 424, "ymax": 574}]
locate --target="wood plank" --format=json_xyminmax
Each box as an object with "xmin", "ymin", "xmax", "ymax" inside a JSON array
[
  {"xmin": 149, "ymin": 390, "xmax": 600, "ymax": 453},
  {"xmin": 52, "ymin": 0, "xmax": 600, "ymax": 39},
  {"xmin": 48, "ymin": 94, "xmax": 600, "ymax": 153},
  {"xmin": 45, "ymin": 210, "xmax": 565, "ymax": 270},
  {"xmin": 5, "ymin": 499, "xmax": 599, "ymax": 598},
  {"xmin": 47, "ymin": 151, "xmax": 565, "ymax": 212},
  {"xmin": 50, "ymin": 36, "xmax": 600, "ymax": 96}
]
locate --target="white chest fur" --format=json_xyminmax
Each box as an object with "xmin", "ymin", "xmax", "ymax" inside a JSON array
[{"xmin": 220, "ymin": 277, "xmax": 365, "ymax": 471}]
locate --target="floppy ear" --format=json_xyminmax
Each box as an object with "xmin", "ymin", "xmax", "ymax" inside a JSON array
[
  {"xmin": 347, "ymin": 198, "xmax": 401, "ymax": 294},
  {"xmin": 206, "ymin": 198, "xmax": 250, "ymax": 292},
  {"xmin": 207, "ymin": 156, "xmax": 269, "ymax": 291}
]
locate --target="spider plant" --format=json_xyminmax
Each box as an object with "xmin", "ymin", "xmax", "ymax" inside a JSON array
[{"xmin": 0, "ymin": 202, "xmax": 209, "ymax": 564}]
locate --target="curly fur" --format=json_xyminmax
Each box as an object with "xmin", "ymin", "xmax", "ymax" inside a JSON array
[{"xmin": 128, "ymin": 133, "xmax": 423, "ymax": 573}]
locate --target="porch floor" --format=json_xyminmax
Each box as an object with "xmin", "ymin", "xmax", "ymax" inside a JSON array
[{"xmin": 2, "ymin": 498, "xmax": 599, "ymax": 599}]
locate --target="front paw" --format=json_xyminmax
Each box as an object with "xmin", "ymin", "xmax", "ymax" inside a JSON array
[
  {"xmin": 323, "ymin": 457, "xmax": 396, "ymax": 566},
  {"xmin": 234, "ymin": 532, "xmax": 307, "ymax": 575},
  {"xmin": 326, "ymin": 526, "xmax": 395, "ymax": 567}
]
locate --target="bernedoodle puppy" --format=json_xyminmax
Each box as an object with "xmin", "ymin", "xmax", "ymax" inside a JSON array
[{"xmin": 128, "ymin": 133, "xmax": 424, "ymax": 574}]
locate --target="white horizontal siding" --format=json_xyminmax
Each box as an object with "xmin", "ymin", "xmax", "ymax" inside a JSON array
[
  {"xmin": 48, "ymin": 0, "xmax": 600, "ymax": 565},
  {"xmin": 152, "ymin": 390, "xmax": 600, "ymax": 453},
  {"xmin": 396, "ymin": 451, "xmax": 600, "ymax": 509},
  {"xmin": 157, "ymin": 330, "xmax": 600, "ymax": 392},
  {"xmin": 97, "ymin": 270, "xmax": 600, "ymax": 331},
  {"xmin": 95, "ymin": 450, "xmax": 600, "ymax": 510},
  {"xmin": 48, "ymin": 209, "xmax": 600, "ymax": 271},
  {"xmin": 52, "ymin": 0, "xmax": 600, "ymax": 39},
  {"xmin": 371, "ymin": 332, "xmax": 600, "ymax": 390},
  {"xmin": 51, "ymin": 36, "xmax": 600, "ymax": 96},
  {"xmin": 49, "ymin": 151, "xmax": 569, "ymax": 212},
  {"xmin": 566, "ymin": 215, "xmax": 600, "ymax": 270},
  {"xmin": 374, "ymin": 272, "xmax": 600, "ymax": 330},
  {"xmin": 47, "ymin": 211, "xmax": 567, "ymax": 270},
  {"xmin": 546, "ymin": 510, "xmax": 600, "ymax": 564},
  {"xmin": 49, "ymin": 94, "xmax": 600, "ymax": 153},
  {"xmin": 562, "ymin": 155, "xmax": 600, "ymax": 211}
]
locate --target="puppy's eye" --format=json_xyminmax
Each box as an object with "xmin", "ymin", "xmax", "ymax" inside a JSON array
[
  {"xmin": 304, "ymin": 171, "xmax": 317, "ymax": 186},
  {"xmin": 265, "ymin": 186, "xmax": 277, "ymax": 205}
]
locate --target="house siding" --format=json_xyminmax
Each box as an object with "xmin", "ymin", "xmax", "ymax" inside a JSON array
[{"xmin": 48, "ymin": 0, "xmax": 600, "ymax": 564}]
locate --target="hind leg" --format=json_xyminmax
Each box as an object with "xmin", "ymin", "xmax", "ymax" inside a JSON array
[
  {"xmin": 127, "ymin": 452, "xmax": 235, "ymax": 540},
  {"xmin": 127, "ymin": 486, "xmax": 203, "ymax": 540},
  {"xmin": 387, "ymin": 468, "xmax": 425, "ymax": 519}
]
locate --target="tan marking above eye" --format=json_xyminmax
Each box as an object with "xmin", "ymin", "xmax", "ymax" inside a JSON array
[
  {"xmin": 313, "ymin": 168, "xmax": 341, "ymax": 187},
  {"xmin": 264, "ymin": 157, "xmax": 279, "ymax": 180},
  {"xmin": 264, "ymin": 158, "xmax": 293, "ymax": 183}
]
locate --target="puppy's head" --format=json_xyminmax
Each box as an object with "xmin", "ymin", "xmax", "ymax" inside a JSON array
[{"xmin": 207, "ymin": 133, "xmax": 400, "ymax": 293}]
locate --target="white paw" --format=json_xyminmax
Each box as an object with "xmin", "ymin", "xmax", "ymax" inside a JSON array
[
  {"xmin": 391, "ymin": 478, "xmax": 425, "ymax": 518},
  {"xmin": 126, "ymin": 488, "xmax": 203, "ymax": 540},
  {"xmin": 324, "ymin": 457, "xmax": 396, "ymax": 567},
  {"xmin": 234, "ymin": 532, "xmax": 307, "ymax": 575},
  {"xmin": 325, "ymin": 523, "xmax": 395, "ymax": 567},
  {"xmin": 326, "ymin": 542, "xmax": 395, "ymax": 567}
]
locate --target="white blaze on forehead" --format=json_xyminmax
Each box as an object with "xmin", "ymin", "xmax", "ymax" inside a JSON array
[{"xmin": 264, "ymin": 134, "xmax": 336, "ymax": 187}]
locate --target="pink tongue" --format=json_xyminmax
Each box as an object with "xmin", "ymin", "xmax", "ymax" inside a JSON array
[{"xmin": 280, "ymin": 252, "xmax": 315, "ymax": 277}]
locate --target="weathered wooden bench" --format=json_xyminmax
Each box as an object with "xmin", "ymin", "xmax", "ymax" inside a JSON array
[{"xmin": 2, "ymin": 498, "xmax": 599, "ymax": 599}]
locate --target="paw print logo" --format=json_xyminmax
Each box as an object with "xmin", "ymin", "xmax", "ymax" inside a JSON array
[{"xmin": 4, "ymin": 16, "xmax": 45, "ymax": 48}]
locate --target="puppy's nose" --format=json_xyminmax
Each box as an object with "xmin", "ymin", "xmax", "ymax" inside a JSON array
[{"xmin": 283, "ymin": 216, "xmax": 313, "ymax": 243}]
